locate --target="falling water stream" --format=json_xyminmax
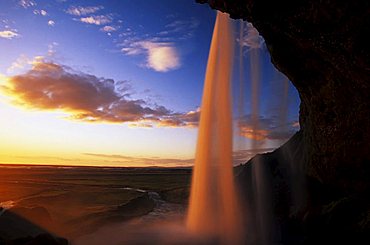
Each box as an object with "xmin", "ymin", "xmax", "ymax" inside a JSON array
[
  {"xmin": 186, "ymin": 12, "xmax": 242, "ymax": 244},
  {"xmin": 187, "ymin": 10, "xmax": 293, "ymax": 245}
]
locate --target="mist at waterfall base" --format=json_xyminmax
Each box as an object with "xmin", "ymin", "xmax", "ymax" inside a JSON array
[{"xmin": 75, "ymin": 12, "xmax": 299, "ymax": 245}]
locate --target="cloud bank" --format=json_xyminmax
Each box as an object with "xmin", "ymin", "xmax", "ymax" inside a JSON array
[{"xmin": 1, "ymin": 60, "xmax": 198, "ymax": 127}]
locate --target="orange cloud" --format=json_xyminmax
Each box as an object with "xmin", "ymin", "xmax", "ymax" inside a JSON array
[
  {"xmin": 1, "ymin": 60, "xmax": 199, "ymax": 128},
  {"xmin": 239, "ymin": 125, "xmax": 269, "ymax": 141},
  {"xmin": 157, "ymin": 108, "xmax": 200, "ymax": 128},
  {"xmin": 238, "ymin": 115, "xmax": 298, "ymax": 141}
]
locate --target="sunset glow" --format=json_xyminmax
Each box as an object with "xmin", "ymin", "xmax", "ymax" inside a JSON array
[{"xmin": 0, "ymin": 0, "xmax": 300, "ymax": 167}]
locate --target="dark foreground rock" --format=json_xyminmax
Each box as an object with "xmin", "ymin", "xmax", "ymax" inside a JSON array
[
  {"xmin": 0, "ymin": 210, "xmax": 68, "ymax": 245},
  {"xmin": 236, "ymin": 132, "xmax": 370, "ymax": 244},
  {"xmin": 2, "ymin": 234, "xmax": 68, "ymax": 245}
]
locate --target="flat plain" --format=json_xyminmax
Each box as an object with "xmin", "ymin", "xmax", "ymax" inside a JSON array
[{"xmin": 0, "ymin": 164, "xmax": 191, "ymax": 241}]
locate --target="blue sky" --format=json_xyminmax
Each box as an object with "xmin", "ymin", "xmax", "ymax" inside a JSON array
[{"xmin": 0, "ymin": 0, "xmax": 300, "ymax": 167}]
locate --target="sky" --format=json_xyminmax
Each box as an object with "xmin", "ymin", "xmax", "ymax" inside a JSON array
[{"xmin": 0, "ymin": 0, "xmax": 300, "ymax": 167}]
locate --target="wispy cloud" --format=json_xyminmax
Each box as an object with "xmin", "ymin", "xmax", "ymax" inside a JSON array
[
  {"xmin": 19, "ymin": 0, "xmax": 36, "ymax": 9},
  {"xmin": 6, "ymin": 43, "xmax": 58, "ymax": 74},
  {"xmin": 1, "ymin": 59, "xmax": 198, "ymax": 127},
  {"xmin": 159, "ymin": 18, "xmax": 199, "ymax": 39},
  {"xmin": 83, "ymin": 153, "xmax": 194, "ymax": 167},
  {"xmin": 47, "ymin": 42, "xmax": 59, "ymax": 56},
  {"xmin": 33, "ymin": 9, "xmax": 47, "ymax": 16},
  {"xmin": 82, "ymin": 147, "xmax": 275, "ymax": 166},
  {"xmin": 80, "ymin": 147, "xmax": 282, "ymax": 167},
  {"xmin": 6, "ymin": 54, "xmax": 30, "ymax": 73},
  {"xmin": 0, "ymin": 30, "xmax": 19, "ymax": 39},
  {"xmin": 66, "ymin": 5, "xmax": 119, "ymax": 35},
  {"xmin": 100, "ymin": 26, "xmax": 119, "ymax": 36},
  {"xmin": 66, "ymin": 6, "xmax": 104, "ymax": 16},
  {"xmin": 120, "ymin": 42, "xmax": 142, "ymax": 55},
  {"xmin": 100, "ymin": 25, "xmax": 117, "ymax": 33},
  {"xmin": 239, "ymin": 22, "xmax": 265, "ymax": 50},
  {"xmin": 48, "ymin": 20, "xmax": 55, "ymax": 26},
  {"xmin": 78, "ymin": 15, "xmax": 112, "ymax": 25}
]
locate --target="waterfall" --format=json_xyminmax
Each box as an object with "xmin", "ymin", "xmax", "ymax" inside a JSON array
[
  {"xmin": 187, "ymin": 11, "xmax": 295, "ymax": 245},
  {"xmin": 186, "ymin": 11, "xmax": 242, "ymax": 244}
]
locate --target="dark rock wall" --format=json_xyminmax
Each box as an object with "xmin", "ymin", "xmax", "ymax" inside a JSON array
[
  {"xmin": 236, "ymin": 132, "xmax": 370, "ymax": 244},
  {"xmin": 236, "ymin": 132, "xmax": 307, "ymax": 244},
  {"xmin": 197, "ymin": 0, "xmax": 370, "ymax": 193}
]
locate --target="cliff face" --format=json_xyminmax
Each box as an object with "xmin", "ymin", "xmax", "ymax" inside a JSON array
[{"xmin": 197, "ymin": 0, "xmax": 370, "ymax": 193}]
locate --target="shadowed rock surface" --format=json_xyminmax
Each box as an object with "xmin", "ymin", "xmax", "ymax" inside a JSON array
[
  {"xmin": 236, "ymin": 132, "xmax": 370, "ymax": 244},
  {"xmin": 0, "ymin": 210, "xmax": 68, "ymax": 245}
]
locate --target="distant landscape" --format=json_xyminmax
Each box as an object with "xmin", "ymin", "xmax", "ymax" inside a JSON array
[{"xmin": 0, "ymin": 164, "xmax": 192, "ymax": 244}]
